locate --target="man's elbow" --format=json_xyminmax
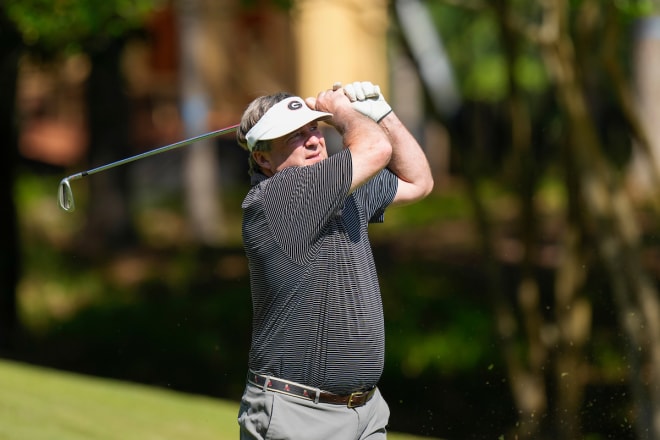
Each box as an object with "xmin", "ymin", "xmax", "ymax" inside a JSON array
[
  {"xmin": 373, "ymin": 139, "xmax": 393, "ymax": 170},
  {"xmin": 418, "ymin": 174, "xmax": 434, "ymax": 199},
  {"xmin": 393, "ymin": 175, "xmax": 434, "ymax": 206}
]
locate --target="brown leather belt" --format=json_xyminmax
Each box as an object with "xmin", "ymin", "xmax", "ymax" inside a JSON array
[{"xmin": 247, "ymin": 372, "xmax": 376, "ymax": 408}]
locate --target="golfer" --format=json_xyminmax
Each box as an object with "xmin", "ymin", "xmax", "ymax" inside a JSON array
[{"xmin": 236, "ymin": 81, "xmax": 434, "ymax": 440}]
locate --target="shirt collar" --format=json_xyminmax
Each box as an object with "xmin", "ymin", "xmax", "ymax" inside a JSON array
[{"xmin": 250, "ymin": 171, "xmax": 268, "ymax": 186}]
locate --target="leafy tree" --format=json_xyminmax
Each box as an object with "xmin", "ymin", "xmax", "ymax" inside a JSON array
[
  {"xmin": 4, "ymin": 0, "xmax": 160, "ymax": 54},
  {"xmin": 405, "ymin": 0, "xmax": 660, "ymax": 438},
  {"xmin": 0, "ymin": 0, "xmax": 163, "ymax": 348}
]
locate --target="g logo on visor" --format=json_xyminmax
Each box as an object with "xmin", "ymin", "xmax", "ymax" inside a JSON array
[{"xmin": 288, "ymin": 101, "xmax": 303, "ymax": 110}]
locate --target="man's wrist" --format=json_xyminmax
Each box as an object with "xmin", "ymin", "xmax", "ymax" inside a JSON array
[{"xmin": 376, "ymin": 108, "xmax": 393, "ymax": 123}]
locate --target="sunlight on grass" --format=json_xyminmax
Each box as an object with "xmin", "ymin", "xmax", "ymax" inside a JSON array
[
  {"xmin": 0, "ymin": 358, "xmax": 238, "ymax": 440},
  {"xmin": 0, "ymin": 359, "xmax": 441, "ymax": 440}
]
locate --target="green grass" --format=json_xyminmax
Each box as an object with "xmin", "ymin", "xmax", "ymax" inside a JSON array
[
  {"xmin": 0, "ymin": 358, "xmax": 237, "ymax": 440},
  {"xmin": 0, "ymin": 359, "xmax": 439, "ymax": 440}
]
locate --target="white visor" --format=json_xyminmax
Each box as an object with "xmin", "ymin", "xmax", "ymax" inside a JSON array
[{"xmin": 246, "ymin": 97, "xmax": 332, "ymax": 151}]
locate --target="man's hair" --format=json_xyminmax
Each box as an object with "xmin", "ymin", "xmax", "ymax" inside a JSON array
[{"xmin": 237, "ymin": 92, "xmax": 294, "ymax": 176}]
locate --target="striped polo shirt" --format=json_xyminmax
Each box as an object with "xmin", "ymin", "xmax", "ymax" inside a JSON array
[{"xmin": 241, "ymin": 148, "xmax": 398, "ymax": 395}]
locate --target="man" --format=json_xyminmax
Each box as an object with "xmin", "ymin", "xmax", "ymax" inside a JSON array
[{"xmin": 236, "ymin": 81, "xmax": 433, "ymax": 440}]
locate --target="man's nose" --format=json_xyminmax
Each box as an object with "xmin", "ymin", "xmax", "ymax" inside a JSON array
[{"xmin": 305, "ymin": 132, "xmax": 321, "ymax": 146}]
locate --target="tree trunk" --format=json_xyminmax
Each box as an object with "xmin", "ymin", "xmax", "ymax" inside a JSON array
[
  {"xmin": 82, "ymin": 39, "xmax": 135, "ymax": 255},
  {"xmin": 177, "ymin": 0, "xmax": 226, "ymax": 245},
  {"xmin": 553, "ymin": 226, "xmax": 590, "ymax": 440},
  {"xmin": 536, "ymin": 1, "xmax": 660, "ymax": 438},
  {"xmin": 629, "ymin": 16, "xmax": 660, "ymax": 198},
  {"xmin": 0, "ymin": 10, "xmax": 21, "ymax": 352}
]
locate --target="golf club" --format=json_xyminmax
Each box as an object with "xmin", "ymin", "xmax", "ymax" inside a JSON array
[{"xmin": 58, "ymin": 123, "xmax": 239, "ymax": 212}]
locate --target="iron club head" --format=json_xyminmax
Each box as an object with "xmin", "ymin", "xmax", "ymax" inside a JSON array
[{"xmin": 58, "ymin": 178, "xmax": 75, "ymax": 212}]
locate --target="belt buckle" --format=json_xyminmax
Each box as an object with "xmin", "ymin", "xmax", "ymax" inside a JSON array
[{"xmin": 347, "ymin": 391, "xmax": 364, "ymax": 408}]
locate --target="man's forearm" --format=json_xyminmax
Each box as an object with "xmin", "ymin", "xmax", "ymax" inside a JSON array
[
  {"xmin": 334, "ymin": 80, "xmax": 434, "ymax": 203},
  {"xmin": 380, "ymin": 112, "xmax": 433, "ymax": 191}
]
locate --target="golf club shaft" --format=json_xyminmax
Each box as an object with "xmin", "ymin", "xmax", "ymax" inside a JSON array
[
  {"xmin": 65, "ymin": 123, "xmax": 239, "ymax": 183},
  {"xmin": 58, "ymin": 123, "xmax": 239, "ymax": 212}
]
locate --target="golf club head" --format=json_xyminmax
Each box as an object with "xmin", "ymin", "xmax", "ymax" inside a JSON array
[{"xmin": 58, "ymin": 178, "xmax": 75, "ymax": 212}]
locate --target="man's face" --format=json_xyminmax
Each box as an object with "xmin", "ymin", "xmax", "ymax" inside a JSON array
[{"xmin": 253, "ymin": 122, "xmax": 328, "ymax": 176}]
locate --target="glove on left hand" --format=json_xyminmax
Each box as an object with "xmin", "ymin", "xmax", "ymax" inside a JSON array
[{"xmin": 342, "ymin": 81, "xmax": 392, "ymax": 122}]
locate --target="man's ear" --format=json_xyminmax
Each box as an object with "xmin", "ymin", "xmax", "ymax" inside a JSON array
[{"xmin": 253, "ymin": 151, "xmax": 272, "ymax": 175}]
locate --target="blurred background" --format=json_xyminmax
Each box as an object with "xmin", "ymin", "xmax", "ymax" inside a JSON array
[{"xmin": 2, "ymin": 0, "xmax": 660, "ymax": 439}]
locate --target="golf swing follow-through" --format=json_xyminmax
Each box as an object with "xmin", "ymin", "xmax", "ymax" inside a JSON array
[
  {"xmin": 57, "ymin": 123, "xmax": 239, "ymax": 212},
  {"xmin": 235, "ymin": 81, "xmax": 433, "ymax": 440},
  {"xmin": 57, "ymin": 80, "xmax": 435, "ymax": 440}
]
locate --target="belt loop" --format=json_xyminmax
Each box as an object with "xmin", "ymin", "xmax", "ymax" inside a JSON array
[
  {"xmin": 262, "ymin": 376, "xmax": 270, "ymax": 392},
  {"xmin": 313, "ymin": 387, "xmax": 320, "ymax": 404}
]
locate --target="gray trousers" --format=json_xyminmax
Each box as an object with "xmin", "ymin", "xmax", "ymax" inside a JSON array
[{"xmin": 238, "ymin": 382, "xmax": 390, "ymax": 440}]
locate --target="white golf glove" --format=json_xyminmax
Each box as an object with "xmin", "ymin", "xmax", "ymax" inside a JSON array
[{"xmin": 342, "ymin": 81, "xmax": 392, "ymax": 122}]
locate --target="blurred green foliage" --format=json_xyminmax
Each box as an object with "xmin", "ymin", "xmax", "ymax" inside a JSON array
[
  {"xmin": 14, "ymin": 171, "xmax": 513, "ymax": 437},
  {"xmin": 4, "ymin": 0, "xmax": 657, "ymax": 437},
  {"xmin": 423, "ymin": 0, "xmax": 657, "ymax": 102},
  {"xmin": 4, "ymin": 0, "xmax": 163, "ymax": 53}
]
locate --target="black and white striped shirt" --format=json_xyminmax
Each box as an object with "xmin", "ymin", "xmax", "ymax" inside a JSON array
[{"xmin": 242, "ymin": 149, "xmax": 398, "ymax": 394}]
